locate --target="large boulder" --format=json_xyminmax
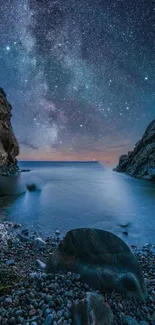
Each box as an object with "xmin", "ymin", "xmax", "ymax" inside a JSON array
[
  {"xmin": 72, "ymin": 292, "xmax": 114, "ymax": 325},
  {"xmin": 46, "ymin": 228, "xmax": 147, "ymax": 301},
  {"xmin": 114, "ymin": 119, "xmax": 155, "ymax": 180}
]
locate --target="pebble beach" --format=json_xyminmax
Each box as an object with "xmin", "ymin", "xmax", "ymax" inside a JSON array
[{"xmin": 0, "ymin": 221, "xmax": 155, "ymax": 325}]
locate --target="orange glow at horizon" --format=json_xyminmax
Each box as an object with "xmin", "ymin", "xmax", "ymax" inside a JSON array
[{"xmin": 18, "ymin": 147, "xmax": 123, "ymax": 166}]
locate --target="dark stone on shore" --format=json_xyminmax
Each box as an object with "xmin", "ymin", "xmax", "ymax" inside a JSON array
[
  {"xmin": 22, "ymin": 229, "xmax": 29, "ymax": 236},
  {"xmin": 114, "ymin": 119, "xmax": 155, "ymax": 181},
  {"xmin": 13, "ymin": 223, "xmax": 21, "ymax": 229},
  {"xmin": 123, "ymin": 231, "xmax": 128, "ymax": 236},
  {"xmin": 27, "ymin": 184, "xmax": 37, "ymax": 192},
  {"xmin": 72, "ymin": 292, "xmax": 114, "ymax": 325},
  {"xmin": 119, "ymin": 223, "xmax": 131, "ymax": 228},
  {"xmin": 46, "ymin": 228, "xmax": 147, "ymax": 301}
]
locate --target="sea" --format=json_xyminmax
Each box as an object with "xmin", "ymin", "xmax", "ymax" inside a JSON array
[{"xmin": 0, "ymin": 161, "xmax": 155, "ymax": 247}]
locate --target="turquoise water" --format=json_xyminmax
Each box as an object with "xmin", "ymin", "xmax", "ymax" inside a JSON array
[{"xmin": 0, "ymin": 161, "xmax": 155, "ymax": 246}]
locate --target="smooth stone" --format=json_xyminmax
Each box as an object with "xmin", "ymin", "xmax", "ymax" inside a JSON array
[
  {"xmin": 57, "ymin": 310, "xmax": 63, "ymax": 318},
  {"xmin": 120, "ymin": 223, "xmax": 131, "ymax": 228},
  {"xmin": 29, "ymin": 272, "xmax": 41, "ymax": 279},
  {"xmin": 44, "ymin": 308, "xmax": 52, "ymax": 317},
  {"xmin": 8, "ymin": 317, "xmax": 16, "ymax": 324},
  {"xmin": 143, "ymin": 243, "xmax": 151, "ymax": 248},
  {"xmin": 123, "ymin": 315, "xmax": 139, "ymax": 325},
  {"xmin": 63, "ymin": 311, "xmax": 70, "ymax": 320},
  {"xmin": 45, "ymin": 314, "xmax": 54, "ymax": 325},
  {"xmin": 46, "ymin": 228, "xmax": 147, "ymax": 301},
  {"xmin": 13, "ymin": 223, "xmax": 21, "ymax": 228},
  {"xmin": 44, "ymin": 295, "xmax": 53, "ymax": 302},
  {"xmin": 72, "ymin": 292, "xmax": 113, "ymax": 325},
  {"xmin": 4, "ymin": 297, "xmax": 12, "ymax": 306},
  {"xmin": 123, "ymin": 231, "xmax": 128, "ymax": 236},
  {"xmin": 15, "ymin": 310, "xmax": 23, "ymax": 317},
  {"xmin": 21, "ymin": 229, "xmax": 29, "ymax": 236},
  {"xmin": 29, "ymin": 309, "xmax": 37, "ymax": 317},
  {"xmin": 36, "ymin": 259, "xmax": 46, "ymax": 269},
  {"xmin": 17, "ymin": 316, "xmax": 25, "ymax": 324},
  {"xmin": 27, "ymin": 183, "xmax": 37, "ymax": 191},
  {"xmin": 34, "ymin": 237, "xmax": 46, "ymax": 249},
  {"xmin": 63, "ymin": 321, "xmax": 68, "ymax": 325},
  {"xmin": 6, "ymin": 259, "xmax": 15, "ymax": 266}
]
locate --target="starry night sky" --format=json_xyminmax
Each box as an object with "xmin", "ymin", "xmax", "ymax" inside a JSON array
[{"xmin": 0, "ymin": 0, "xmax": 155, "ymax": 164}]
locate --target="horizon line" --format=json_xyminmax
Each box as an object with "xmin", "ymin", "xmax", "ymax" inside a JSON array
[{"xmin": 18, "ymin": 160, "xmax": 100, "ymax": 163}]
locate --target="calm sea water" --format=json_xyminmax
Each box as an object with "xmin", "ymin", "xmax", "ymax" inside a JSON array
[{"xmin": 0, "ymin": 161, "xmax": 155, "ymax": 246}]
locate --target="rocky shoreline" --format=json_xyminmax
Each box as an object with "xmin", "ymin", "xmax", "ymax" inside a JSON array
[
  {"xmin": 114, "ymin": 119, "xmax": 155, "ymax": 181},
  {"xmin": 0, "ymin": 222, "xmax": 155, "ymax": 325}
]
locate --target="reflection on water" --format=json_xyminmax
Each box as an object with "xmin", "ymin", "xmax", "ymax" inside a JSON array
[{"xmin": 0, "ymin": 161, "xmax": 155, "ymax": 246}]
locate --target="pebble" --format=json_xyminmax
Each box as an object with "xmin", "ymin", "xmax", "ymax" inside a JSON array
[
  {"xmin": 13, "ymin": 223, "xmax": 21, "ymax": 229},
  {"xmin": 15, "ymin": 310, "xmax": 23, "ymax": 317},
  {"xmin": 44, "ymin": 308, "xmax": 52, "ymax": 317},
  {"xmin": 123, "ymin": 315, "xmax": 139, "ymax": 325},
  {"xmin": 36, "ymin": 259, "xmax": 46, "ymax": 269},
  {"xmin": 22, "ymin": 229, "xmax": 29, "ymax": 236},
  {"xmin": 45, "ymin": 314, "xmax": 54, "ymax": 325},
  {"xmin": 33, "ymin": 237, "xmax": 46, "ymax": 249},
  {"xmin": 6, "ymin": 259, "xmax": 15, "ymax": 266},
  {"xmin": 29, "ymin": 309, "xmax": 37, "ymax": 317},
  {"xmin": 4, "ymin": 297, "xmax": 12, "ymax": 306},
  {"xmin": 8, "ymin": 317, "xmax": 16, "ymax": 324}
]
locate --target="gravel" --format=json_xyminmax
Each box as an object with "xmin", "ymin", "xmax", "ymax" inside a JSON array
[{"xmin": 0, "ymin": 221, "xmax": 155, "ymax": 325}]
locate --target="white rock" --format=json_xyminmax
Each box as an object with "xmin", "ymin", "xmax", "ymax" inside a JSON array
[
  {"xmin": 36, "ymin": 259, "xmax": 46, "ymax": 270},
  {"xmin": 33, "ymin": 237, "xmax": 46, "ymax": 249}
]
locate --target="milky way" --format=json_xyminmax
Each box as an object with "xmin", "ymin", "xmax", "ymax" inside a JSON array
[{"xmin": 0, "ymin": 0, "xmax": 155, "ymax": 163}]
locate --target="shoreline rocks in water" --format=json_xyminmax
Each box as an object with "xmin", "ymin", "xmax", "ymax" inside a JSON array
[
  {"xmin": 114, "ymin": 119, "xmax": 155, "ymax": 181},
  {"xmin": 0, "ymin": 222, "xmax": 155, "ymax": 325}
]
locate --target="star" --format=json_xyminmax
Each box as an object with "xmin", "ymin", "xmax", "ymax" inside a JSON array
[{"xmin": 0, "ymin": 0, "xmax": 154, "ymax": 163}]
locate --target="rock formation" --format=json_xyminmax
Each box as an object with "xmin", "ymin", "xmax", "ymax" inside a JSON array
[
  {"xmin": 46, "ymin": 228, "xmax": 147, "ymax": 301},
  {"xmin": 114, "ymin": 119, "xmax": 155, "ymax": 180},
  {"xmin": 72, "ymin": 292, "xmax": 114, "ymax": 325},
  {"xmin": 0, "ymin": 88, "xmax": 19, "ymax": 175}
]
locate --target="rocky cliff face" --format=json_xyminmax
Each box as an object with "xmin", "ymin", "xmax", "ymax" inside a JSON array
[
  {"xmin": 114, "ymin": 119, "xmax": 155, "ymax": 181},
  {"xmin": 0, "ymin": 88, "xmax": 19, "ymax": 175}
]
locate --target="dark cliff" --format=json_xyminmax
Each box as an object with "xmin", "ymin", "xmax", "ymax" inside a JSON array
[
  {"xmin": 114, "ymin": 119, "xmax": 155, "ymax": 181},
  {"xmin": 0, "ymin": 88, "xmax": 19, "ymax": 175}
]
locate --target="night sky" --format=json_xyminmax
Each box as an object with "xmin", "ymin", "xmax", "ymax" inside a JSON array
[{"xmin": 0, "ymin": 0, "xmax": 155, "ymax": 164}]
